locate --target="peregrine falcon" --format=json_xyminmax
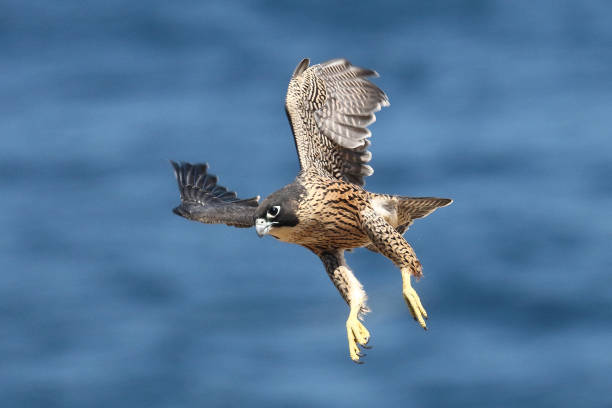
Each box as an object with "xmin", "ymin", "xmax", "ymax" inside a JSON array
[{"xmin": 171, "ymin": 58, "xmax": 452, "ymax": 363}]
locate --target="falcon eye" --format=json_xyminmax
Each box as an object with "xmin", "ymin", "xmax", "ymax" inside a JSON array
[{"xmin": 267, "ymin": 205, "xmax": 281, "ymax": 219}]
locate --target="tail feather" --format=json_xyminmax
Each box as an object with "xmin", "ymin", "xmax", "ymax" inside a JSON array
[
  {"xmin": 394, "ymin": 196, "xmax": 452, "ymax": 234},
  {"xmin": 397, "ymin": 196, "xmax": 452, "ymax": 220},
  {"xmin": 365, "ymin": 195, "xmax": 451, "ymax": 253}
]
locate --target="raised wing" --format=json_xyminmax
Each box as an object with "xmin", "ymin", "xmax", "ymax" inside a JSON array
[
  {"xmin": 170, "ymin": 161, "xmax": 259, "ymax": 228},
  {"xmin": 285, "ymin": 58, "xmax": 389, "ymax": 186}
]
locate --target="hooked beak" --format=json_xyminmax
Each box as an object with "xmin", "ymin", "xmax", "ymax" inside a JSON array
[{"xmin": 255, "ymin": 218, "xmax": 273, "ymax": 237}]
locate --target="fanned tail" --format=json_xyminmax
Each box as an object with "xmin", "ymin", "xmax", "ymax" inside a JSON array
[
  {"xmin": 394, "ymin": 196, "xmax": 452, "ymax": 233},
  {"xmin": 365, "ymin": 195, "xmax": 452, "ymax": 253}
]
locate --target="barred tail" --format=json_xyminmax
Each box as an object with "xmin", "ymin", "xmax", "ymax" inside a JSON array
[{"xmin": 397, "ymin": 196, "xmax": 452, "ymax": 220}]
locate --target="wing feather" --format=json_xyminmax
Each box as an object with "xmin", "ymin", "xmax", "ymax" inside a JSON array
[
  {"xmin": 170, "ymin": 161, "xmax": 259, "ymax": 228},
  {"xmin": 285, "ymin": 58, "xmax": 389, "ymax": 186}
]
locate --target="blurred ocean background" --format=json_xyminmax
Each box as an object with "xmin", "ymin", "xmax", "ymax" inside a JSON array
[{"xmin": 1, "ymin": 1, "xmax": 611, "ymax": 407}]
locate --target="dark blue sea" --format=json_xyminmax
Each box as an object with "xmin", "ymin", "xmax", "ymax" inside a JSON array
[{"xmin": 1, "ymin": 1, "xmax": 611, "ymax": 407}]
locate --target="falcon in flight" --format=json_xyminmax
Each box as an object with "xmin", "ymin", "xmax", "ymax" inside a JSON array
[{"xmin": 171, "ymin": 58, "xmax": 451, "ymax": 363}]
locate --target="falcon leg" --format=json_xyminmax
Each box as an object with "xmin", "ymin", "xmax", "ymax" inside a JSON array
[
  {"xmin": 401, "ymin": 267, "xmax": 428, "ymax": 329},
  {"xmin": 345, "ymin": 288, "xmax": 370, "ymax": 363},
  {"xmin": 319, "ymin": 251, "xmax": 371, "ymax": 363},
  {"xmin": 361, "ymin": 210, "xmax": 429, "ymax": 330}
]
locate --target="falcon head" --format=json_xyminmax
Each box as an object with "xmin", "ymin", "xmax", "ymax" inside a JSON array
[{"xmin": 254, "ymin": 183, "xmax": 304, "ymax": 239}]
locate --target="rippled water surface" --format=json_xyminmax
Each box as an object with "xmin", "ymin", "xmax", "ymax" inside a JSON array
[{"xmin": 1, "ymin": 1, "xmax": 611, "ymax": 407}]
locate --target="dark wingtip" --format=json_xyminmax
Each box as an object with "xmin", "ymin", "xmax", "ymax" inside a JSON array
[
  {"xmin": 292, "ymin": 58, "xmax": 310, "ymax": 77},
  {"xmin": 170, "ymin": 160, "xmax": 210, "ymax": 188},
  {"xmin": 170, "ymin": 160, "xmax": 256, "ymax": 208},
  {"xmin": 172, "ymin": 206, "xmax": 186, "ymax": 217},
  {"xmin": 169, "ymin": 159, "xmax": 178, "ymax": 173}
]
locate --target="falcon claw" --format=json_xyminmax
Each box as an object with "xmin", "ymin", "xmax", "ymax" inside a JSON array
[
  {"xmin": 402, "ymin": 269, "xmax": 428, "ymax": 330},
  {"xmin": 346, "ymin": 310, "xmax": 371, "ymax": 363}
]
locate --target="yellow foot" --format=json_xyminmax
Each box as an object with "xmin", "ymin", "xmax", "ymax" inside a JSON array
[
  {"xmin": 346, "ymin": 314, "xmax": 371, "ymax": 364},
  {"xmin": 402, "ymin": 269, "xmax": 428, "ymax": 330}
]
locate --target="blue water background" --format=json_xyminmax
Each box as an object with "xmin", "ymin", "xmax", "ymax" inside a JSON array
[{"xmin": 1, "ymin": 1, "xmax": 611, "ymax": 406}]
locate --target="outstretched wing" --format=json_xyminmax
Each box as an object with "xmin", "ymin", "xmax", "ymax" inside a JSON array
[
  {"xmin": 170, "ymin": 161, "xmax": 259, "ymax": 228},
  {"xmin": 285, "ymin": 58, "xmax": 389, "ymax": 186}
]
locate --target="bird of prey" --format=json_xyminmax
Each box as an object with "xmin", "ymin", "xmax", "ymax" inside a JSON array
[{"xmin": 170, "ymin": 58, "xmax": 452, "ymax": 363}]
